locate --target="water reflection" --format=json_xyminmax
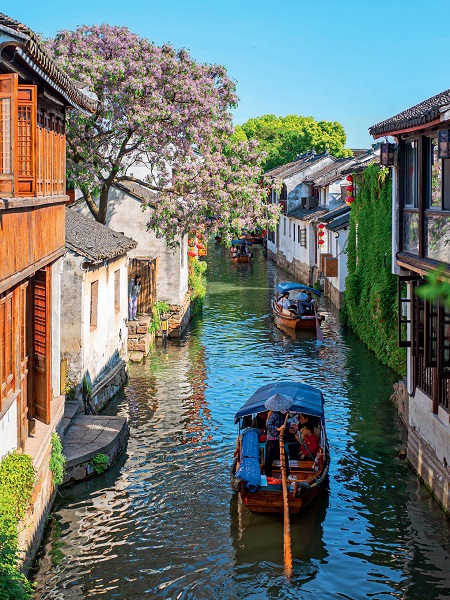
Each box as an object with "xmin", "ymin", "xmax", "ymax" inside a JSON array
[{"xmin": 32, "ymin": 245, "xmax": 450, "ymax": 600}]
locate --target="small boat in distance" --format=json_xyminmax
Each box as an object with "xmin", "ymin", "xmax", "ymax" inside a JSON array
[
  {"xmin": 272, "ymin": 282, "xmax": 323, "ymax": 331},
  {"xmin": 230, "ymin": 381, "xmax": 330, "ymax": 514},
  {"xmin": 230, "ymin": 239, "xmax": 252, "ymax": 264}
]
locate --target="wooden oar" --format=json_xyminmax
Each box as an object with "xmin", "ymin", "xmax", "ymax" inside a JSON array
[
  {"xmin": 315, "ymin": 310, "xmax": 324, "ymax": 342},
  {"xmin": 279, "ymin": 413, "xmax": 293, "ymax": 579}
]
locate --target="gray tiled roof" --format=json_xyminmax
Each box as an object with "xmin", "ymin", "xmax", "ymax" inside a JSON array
[
  {"xmin": 369, "ymin": 88, "xmax": 450, "ymax": 137},
  {"xmin": 66, "ymin": 209, "xmax": 137, "ymax": 264},
  {"xmin": 320, "ymin": 204, "xmax": 350, "ymax": 223},
  {"xmin": 114, "ymin": 181, "xmax": 157, "ymax": 205},
  {"xmin": 0, "ymin": 13, "xmax": 98, "ymax": 112},
  {"xmin": 287, "ymin": 205, "xmax": 328, "ymax": 221},
  {"xmin": 265, "ymin": 151, "xmax": 329, "ymax": 180},
  {"xmin": 340, "ymin": 153, "xmax": 379, "ymax": 175},
  {"xmin": 326, "ymin": 212, "xmax": 350, "ymax": 232}
]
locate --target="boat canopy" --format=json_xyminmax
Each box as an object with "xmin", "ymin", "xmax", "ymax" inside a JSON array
[
  {"xmin": 275, "ymin": 282, "xmax": 321, "ymax": 297},
  {"xmin": 234, "ymin": 381, "xmax": 325, "ymax": 423},
  {"xmin": 232, "ymin": 239, "xmax": 252, "ymax": 245}
]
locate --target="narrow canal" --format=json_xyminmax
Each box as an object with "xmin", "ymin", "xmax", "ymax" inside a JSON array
[{"xmin": 34, "ymin": 245, "xmax": 450, "ymax": 599}]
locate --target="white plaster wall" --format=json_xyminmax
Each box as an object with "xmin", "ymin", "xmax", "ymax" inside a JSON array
[
  {"xmin": 51, "ymin": 258, "xmax": 63, "ymax": 398},
  {"xmin": 284, "ymin": 156, "xmax": 334, "ymax": 212},
  {"xmin": 324, "ymin": 228, "xmax": 348, "ymax": 292},
  {"xmin": 278, "ymin": 216, "xmax": 311, "ymax": 269},
  {"xmin": 61, "ymin": 253, "xmax": 84, "ymax": 387},
  {"xmin": 74, "ymin": 192, "xmax": 188, "ymax": 306},
  {"xmin": 409, "ymin": 388, "xmax": 450, "ymax": 465},
  {"xmin": 80, "ymin": 256, "xmax": 129, "ymax": 387},
  {"xmin": 0, "ymin": 399, "xmax": 18, "ymax": 460}
]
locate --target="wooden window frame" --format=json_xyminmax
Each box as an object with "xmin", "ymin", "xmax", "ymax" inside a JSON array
[
  {"xmin": 90, "ymin": 281, "xmax": 98, "ymax": 329},
  {"xmin": 114, "ymin": 270, "xmax": 120, "ymax": 312}
]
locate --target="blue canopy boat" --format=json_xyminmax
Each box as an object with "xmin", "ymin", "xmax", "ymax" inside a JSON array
[
  {"xmin": 272, "ymin": 282, "xmax": 324, "ymax": 332},
  {"xmin": 230, "ymin": 381, "xmax": 330, "ymax": 514}
]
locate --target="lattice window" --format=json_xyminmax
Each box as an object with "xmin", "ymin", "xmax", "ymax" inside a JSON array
[{"xmin": 0, "ymin": 97, "xmax": 12, "ymax": 173}]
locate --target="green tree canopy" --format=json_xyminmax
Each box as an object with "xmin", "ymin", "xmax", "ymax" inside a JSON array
[{"xmin": 239, "ymin": 114, "xmax": 351, "ymax": 171}]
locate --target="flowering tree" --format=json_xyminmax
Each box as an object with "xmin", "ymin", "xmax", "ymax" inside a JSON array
[{"xmin": 48, "ymin": 25, "xmax": 280, "ymax": 243}]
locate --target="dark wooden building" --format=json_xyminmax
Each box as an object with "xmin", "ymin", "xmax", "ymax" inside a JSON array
[
  {"xmin": 0, "ymin": 12, "xmax": 96, "ymax": 563},
  {"xmin": 370, "ymin": 89, "xmax": 450, "ymax": 513}
]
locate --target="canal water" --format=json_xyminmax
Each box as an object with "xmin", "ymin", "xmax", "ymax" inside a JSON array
[{"xmin": 33, "ymin": 245, "xmax": 450, "ymax": 599}]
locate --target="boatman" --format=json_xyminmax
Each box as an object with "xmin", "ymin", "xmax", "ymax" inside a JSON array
[{"xmin": 296, "ymin": 291, "xmax": 308, "ymax": 314}]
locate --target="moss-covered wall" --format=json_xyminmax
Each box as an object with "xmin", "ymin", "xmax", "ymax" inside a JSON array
[{"xmin": 341, "ymin": 164, "xmax": 406, "ymax": 375}]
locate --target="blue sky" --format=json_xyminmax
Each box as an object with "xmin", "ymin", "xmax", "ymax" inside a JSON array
[{"xmin": 4, "ymin": 0, "xmax": 450, "ymax": 149}]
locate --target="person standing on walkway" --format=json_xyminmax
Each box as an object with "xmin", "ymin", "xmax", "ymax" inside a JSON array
[{"xmin": 128, "ymin": 274, "xmax": 141, "ymax": 321}]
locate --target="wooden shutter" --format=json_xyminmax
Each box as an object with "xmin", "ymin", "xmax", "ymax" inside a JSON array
[
  {"xmin": 0, "ymin": 292, "xmax": 15, "ymax": 410},
  {"xmin": 114, "ymin": 270, "xmax": 120, "ymax": 311},
  {"xmin": 397, "ymin": 275, "xmax": 418, "ymax": 348},
  {"xmin": 32, "ymin": 268, "xmax": 51, "ymax": 424},
  {"xmin": 36, "ymin": 110, "xmax": 44, "ymax": 196},
  {"xmin": 17, "ymin": 85, "xmax": 36, "ymax": 196},
  {"xmin": 0, "ymin": 73, "xmax": 18, "ymax": 197},
  {"xmin": 90, "ymin": 281, "xmax": 98, "ymax": 328}
]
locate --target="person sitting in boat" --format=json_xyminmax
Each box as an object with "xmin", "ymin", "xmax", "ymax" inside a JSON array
[
  {"xmin": 276, "ymin": 291, "xmax": 291, "ymax": 311},
  {"xmin": 252, "ymin": 411, "xmax": 268, "ymax": 442},
  {"xmin": 264, "ymin": 410, "xmax": 290, "ymax": 478},
  {"xmin": 304, "ymin": 292, "xmax": 316, "ymax": 315},
  {"xmin": 296, "ymin": 291, "xmax": 308, "ymax": 315},
  {"xmin": 240, "ymin": 243, "xmax": 249, "ymax": 256},
  {"xmin": 230, "ymin": 244, "xmax": 238, "ymax": 257},
  {"xmin": 297, "ymin": 423, "xmax": 319, "ymax": 460}
]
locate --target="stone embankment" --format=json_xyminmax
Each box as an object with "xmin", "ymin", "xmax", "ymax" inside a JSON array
[{"xmin": 62, "ymin": 402, "xmax": 129, "ymax": 484}]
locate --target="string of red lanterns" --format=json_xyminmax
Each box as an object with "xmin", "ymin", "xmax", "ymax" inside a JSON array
[{"xmin": 345, "ymin": 174, "xmax": 355, "ymax": 206}]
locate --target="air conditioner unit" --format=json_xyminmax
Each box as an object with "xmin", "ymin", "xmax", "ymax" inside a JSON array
[{"xmin": 305, "ymin": 196, "xmax": 318, "ymax": 210}]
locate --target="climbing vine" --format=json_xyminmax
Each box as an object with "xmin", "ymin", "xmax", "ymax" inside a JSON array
[
  {"xmin": 341, "ymin": 164, "xmax": 406, "ymax": 375},
  {"xmin": 188, "ymin": 257, "xmax": 207, "ymax": 316},
  {"xmin": 49, "ymin": 433, "xmax": 66, "ymax": 486},
  {"xmin": 0, "ymin": 451, "xmax": 35, "ymax": 599}
]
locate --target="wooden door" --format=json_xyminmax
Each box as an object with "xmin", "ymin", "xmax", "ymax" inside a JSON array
[
  {"xmin": 133, "ymin": 259, "xmax": 158, "ymax": 314},
  {"xmin": 31, "ymin": 268, "xmax": 51, "ymax": 424}
]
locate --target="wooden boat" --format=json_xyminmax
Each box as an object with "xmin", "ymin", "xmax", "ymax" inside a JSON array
[
  {"xmin": 230, "ymin": 254, "xmax": 252, "ymax": 264},
  {"xmin": 230, "ymin": 381, "xmax": 329, "ymax": 514},
  {"xmin": 272, "ymin": 282, "xmax": 323, "ymax": 331}
]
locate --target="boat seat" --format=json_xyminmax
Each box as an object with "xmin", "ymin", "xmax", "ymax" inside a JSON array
[{"xmin": 273, "ymin": 459, "xmax": 316, "ymax": 472}]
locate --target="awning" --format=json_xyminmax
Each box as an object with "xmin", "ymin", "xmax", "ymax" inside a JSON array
[
  {"xmin": 234, "ymin": 381, "xmax": 325, "ymax": 423},
  {"xmin": 275, "ymin": 282, "xmax": 321, "ymax": 296}
]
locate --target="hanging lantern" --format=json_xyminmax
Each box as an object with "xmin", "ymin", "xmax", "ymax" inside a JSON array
[
  {"xmin": 346, "ymin": 198, "xmax": 355, "ymax": 206},
  {"xmin": 188, "ymin": 250, "xmax": 197, "ymax": 257},
  {"xmin": 380, "ymin": 142, "xmax": 396, "ymax": 166},
  {"xmin": 318, "ymin": 239, "xmax": 325, "ymax": 245},
  {"xmin": 196, "ymin": 243, "xmax": 204, "ymax": 249},
  {"xmin": 346, "ymin": 174, "xmax": 353, "ymax": 182},
  {"xmin": 318, "ymin": 230, "xmax": 325, "ymax": 237},
  {"xmin": 318, "ymin": 223, "xmax": 325, "ymax": 229},
  {"xmin": 345, "ymin": 185, "xmax": 354, "ymax": 193}
]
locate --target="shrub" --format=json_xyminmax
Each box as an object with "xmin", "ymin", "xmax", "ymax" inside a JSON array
[
  {"xmin": 0, "ymin": 452, "xmax": 35, "ymax": 599},
  {"xmin": 188, "ymin": 257, "xmax": 207, "ymax": 316},
  {"xmin": 150, "ymin": 301, "xmax": 170, "ymax": 333},
  {"xmin": 49, "ymin": 433, "xmax": 66, "ymax": 486},
  {"xmin": 90, "ymin": 453, "xmax": 109, "ymax": 474}
]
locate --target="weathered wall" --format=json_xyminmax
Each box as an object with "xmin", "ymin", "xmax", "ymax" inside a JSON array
[
  {"xmin": 0, "ymin": 397, "xmax": 18, "ymax": 460},
  {"xmin": 74, "ymin": 190, "xmax": 188, "ymax": 306},
  {"xmin": 61, "ymin": 253, "xmax": 84, "ymax": 388},
  {"xmin": 81, "ymin": 256, "xmax": 129, "ymax": 391}
]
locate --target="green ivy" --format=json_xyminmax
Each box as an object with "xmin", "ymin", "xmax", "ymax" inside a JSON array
[
  {"xmin": 0, "ymin": 452, "xmax": 35, "ymax": 600},
  {"xmin": 150, "ymin": 301, "xmax": 170, "ymax": 333},
  {"xmin": 342, "ymin": 164, "xmax": 406, "ymax": 375},
  {"xmin": 90, "ymin": 453, "xmax": 109, "ymax": 474},
  {"xmin": 49, "ymin": 433, "xmax": 66, "ymax": 487},
  {"xmin": 188, "ymin": 257, "xmax": 207, "ymax": 316}
]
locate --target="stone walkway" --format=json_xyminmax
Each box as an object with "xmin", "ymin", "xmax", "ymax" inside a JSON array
[{"xmin": 62, "ymin": 411, "xmax": 129, "ymax": 483}]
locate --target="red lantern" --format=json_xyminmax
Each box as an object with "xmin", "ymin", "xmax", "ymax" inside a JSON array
[
  {"xmin": 346, "ymin": 198, "xmax": 355, "ymax": 206},
  {"xmin": 318, "ymin": 223, "xmax": 325, "ymax": 229},
  {"xmin": 196, "ymin": 243, "xmax": 204, "ymax": 249},
  {"xmin": 346, "ymin": 174, "xmax": 353, "ymax": 182},
  {"xmin": 188, "ymin": 250, "xmax": 197, "ymax": 257},
  {"xmin": 318, "ymin": 231, "xmax": 325, "ymax": 237},
  {"xmin": 345, "ymin": 185, "xmax": 354, "ymax": 193},
  {"xmin": 318, "ymin": 239, "xmax": 325, "ymax": 245}
]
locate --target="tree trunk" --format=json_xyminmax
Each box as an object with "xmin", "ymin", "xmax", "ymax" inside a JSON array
[
  {"xmin": 98, "ymin": 185, "xmax": 110, "ymax": 224},
  {"xmin": 83, "ymin": 190, "xmax": 100, "ymax": 221}
]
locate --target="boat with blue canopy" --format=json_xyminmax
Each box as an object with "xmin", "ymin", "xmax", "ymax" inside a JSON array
[
  {"xmin": 230, "ymin": 381, "xmax": 330, "ymax": 514},
  {"xmin": 230, "ymin": 239, "xmax": 252, "ymax": 263},
  {"xmin": 272, "ymin": 281, "xmax": 324, "ymax": 332}
]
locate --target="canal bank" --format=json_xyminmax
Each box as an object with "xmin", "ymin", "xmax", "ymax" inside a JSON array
[{"xmin": 32, "ymin": 245, "xmax": 450, "ymax": 599}]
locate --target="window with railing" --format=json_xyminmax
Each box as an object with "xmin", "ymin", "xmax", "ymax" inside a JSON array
[{"xmin": 0, "ymin": 73, "xmax": 65, "ymax": 199}]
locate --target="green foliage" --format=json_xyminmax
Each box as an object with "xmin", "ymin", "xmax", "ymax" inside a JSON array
[
  {"xmin": 150, "ymin": 301, "xmax": 170, "ymax": 332},
  {"xmin": 0, "ymin": 452, "xmax": 35, "ymax": 600},
  {"xmin": 90, "ymin": 453, "xmax": 109, "ymax": 475},
  {"xmin": 240, "ymin": 114, "xmax": 352, "ymax": 171},
  {"xmin": 415, "ymin": 265, "xmax": 450, "ymax": 306},
  {"xmin": 342, "ymin": 164, "xmax": 406, "ymax": 375},
  {"xmin": 49, "ymin": 433, "xmax": 66, "ymax": 487},
  {"xmin": 188, "ymin": 257, "xmax": 207, "ymax": 316}
]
